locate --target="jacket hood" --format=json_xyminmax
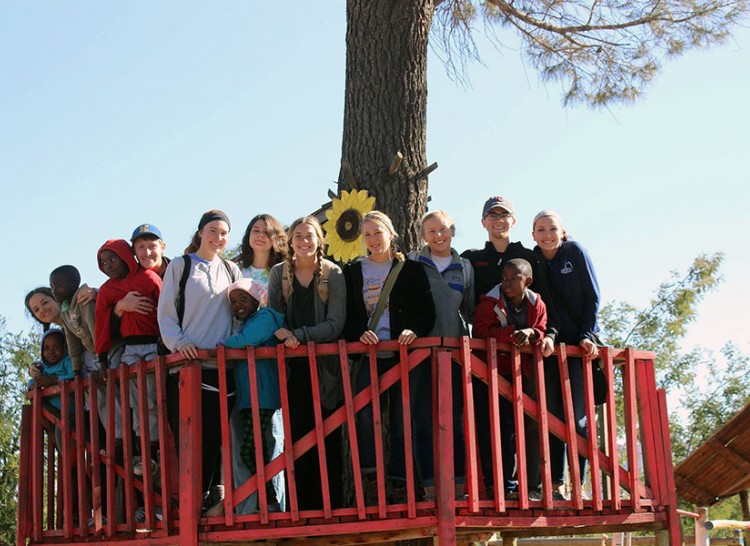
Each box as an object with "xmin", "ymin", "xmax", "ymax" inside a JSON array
[
  {"xmin": 40, "ymin": 328, "xmax": 68, "ymax": 366},
  {"xmin": 97, "ymin": 239, "xmax": 139, "ymax": 276}
]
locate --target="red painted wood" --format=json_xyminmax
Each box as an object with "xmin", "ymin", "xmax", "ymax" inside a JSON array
[
  {"xmin": 602, "ymin": 348, "xmax": 621, "ymax": 511},
  {"xmin": 435, "ymin": 350, "xmax": 456, "ymax": 546},
  {"xmin": 485, "ymin": 338, "xmax": 506, "ymax": 512},
  {"xmin": 367, "ymin": 345, "xmax": 387, "ymax": 519},
  {"xmin": 140, "ymin": 360, "xmax": 158, "ymax": 530},
  {"xmin": 635, "ymin": 358, "xmax": 662, "ymax": 506},
  {"xmin": 658, "ymin": 388, "xmax": 682, "ymax": 546},
  {"xmin": 58, "ymin": 382, "xmax": 72, "ymax": 539},
  {"xmin": 558, "ymin": 345, "xmax": 583, "ymax": 505},
  {"xmin": 88, "ymin": 372, "xmax": 103, "ymax": 532},
  {"xmin": 276, "ymin": 344, "xmax": 300, "ymax": 521},
  {"xmin": 46, "ymin": 432, "xmax": 55, "ymax": 531},
  {"xmin": 338, "ymin": 340, "xmax": 366, "ymax": 520},
  {"xmin": 582, "ymin": 352, "xmax": 602, "ymax": 511},
  {"xmin": 119, "ymin": 364, "xmax": 136, "ymax": 531},
  {"xmin": 511, "ymin": 343, "xmax": 528, "ymax": 510},
  {"xmin": 215, "ymin": 346, "xmax": 235, "ymax": 526},
  {"xmin": 533, "ymin": 346, "xmax": 553, "ymax": 510},
  {"xmin": 179, "ymin": 362, "xmax": 202, "ymax": 546},
  {"xmin": 460, "ymin": 336, "xmax": 479, "ymax": 513},
  {"xmin": 154, "ymin": 357, "xmax": 173, "ymax": 531},
  {"xmin": 105, "ymin": 369, "xmax": 116, "ymax": 537},
  {"xmin": 308, "ymin": 342, "xmax": 332, "ymax": 519},
  {"xmin": 623, "ymin": 348, "xmax": 641, "ymax": 512},
  {"xmin": 398, "ymin": 344, "xmax": 417, "ymax": 519},
  {"xmin": 16, "ymin": 405, "xmax": 31, "ymax": 546}
]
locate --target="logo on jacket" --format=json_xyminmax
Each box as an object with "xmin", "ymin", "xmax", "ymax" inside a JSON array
[{"xmin": 561, "ymin": 261, "xmax": 573, "ymax": 274}]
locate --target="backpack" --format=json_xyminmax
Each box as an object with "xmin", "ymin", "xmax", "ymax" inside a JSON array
[
  {"xmin": 176, "ymin": 254, "xmax": 240, "ymax": 327},
  {"xmin": 280, "ymin": 260, "xmax": 333, "ymax": 305}
]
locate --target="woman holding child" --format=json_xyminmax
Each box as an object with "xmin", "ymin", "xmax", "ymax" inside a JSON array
[
  {"xmin": 157, "ymin": 209, "xmax": 242, "ymax": 511},
  {"xmin": 267, "ymin": 216, "xmax": 346, "ymax": 510},
  {"xmin": 407, "ymin": 210, "xmax": 473, "ymax": 500},
  {"xmin": 532, "ymin": 209, "xmax": 600, "ymax": 497},
  {"xmin": 343, "ymin": 210, "xmax": 435, "ymax": 505}
]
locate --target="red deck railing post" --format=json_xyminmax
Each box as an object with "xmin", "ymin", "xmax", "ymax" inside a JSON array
[
  {"xmin": 459, "ymin": 337, "xmax": 479, "ymax": 513},
  {"xmin": 582, "ymin": 351, "xmax": 602, "ymax": 511},
  {"xmin": 485, "ymin": 338, "xmax": 506, "ymax": 512},
  {"xmin": 16, "ymin": 405, "xmax": 32, "ymax": 546},
  {"xmin": 155, "ymin": 357, "xmax": 174, "ymax": 531},
  {"xmin": 602, "ymin": 348, "xmax": 621, "ymax": 511},
  {"xmin": 179, "ymin": 361, "xmax": 202, "ymax": 546},
  {"xmin": 435, "ymin": 350, "xmax": 456, "ymax": 546},
  {"xmin": 216, "ymin": 346, "xmax": 236, "ymax": 525},
  {"xmin": 623, "ymin": 348, "xmax": 641, "ymax": 511},
  {"xmin": 657, "ymin": 388, "xmax": 681, "ymax": 546},
  {"xmin": 309, "ymin": 342, "xmax": 332, "ymax": 519}
]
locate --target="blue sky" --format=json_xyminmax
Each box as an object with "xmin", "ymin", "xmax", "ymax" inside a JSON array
[{"xmin": 1, "ymin": 3, "xmax": 748, "ymax": 359}]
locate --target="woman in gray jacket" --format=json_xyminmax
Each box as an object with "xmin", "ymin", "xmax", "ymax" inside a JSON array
[
  {"xmin": 408, "ymin": 210, "xmax": 474, "ymax": 500},
  {"xmin": 267, "ymin": 216, "xmax": 346, "ymax": 510}
]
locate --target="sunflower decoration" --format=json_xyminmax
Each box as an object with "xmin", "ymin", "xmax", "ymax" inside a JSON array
[{"xmin": 323, "ymin": 189, "xmax": 376, "ymax": 262}]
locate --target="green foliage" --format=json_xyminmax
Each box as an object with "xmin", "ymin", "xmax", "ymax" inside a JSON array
[
  {"xmin": 432, "ymin": 0, "xmax": 749, "ymax": 105},
  {"xmin": 0, "ymin": 318, "xmax": 38, "ymax": 545},
  {"xmin": 599, "ymin": 253, "xmax": 750, "ymax": 521},
  {"xmin": 599, "ymin": 252, "xmax": 724, "ymax": 390}
]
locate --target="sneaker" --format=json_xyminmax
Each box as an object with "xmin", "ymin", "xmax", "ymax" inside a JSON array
[
  {"xmin": 527, "ymin": 490, "xmax": 542, "ymax": 502},
  {"xmin": 133, "ymin": 457, "xmax": 158, "ymax": 477},
  {"xmin": 135, "ymin": 506, "xmax": 163, "ymax": 523},
  {"xmin": 552, "ymin": 491, "xmax": 566, "ymax": 501}
]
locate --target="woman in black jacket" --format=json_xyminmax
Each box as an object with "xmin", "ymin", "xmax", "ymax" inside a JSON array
[{"xmin": 343, "ymin": 211, "xmax": 435, "ymax": 505}]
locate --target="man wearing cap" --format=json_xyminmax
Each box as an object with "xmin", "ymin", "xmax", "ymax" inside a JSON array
[
  {"xmin": 462, "ymin": 196, "xmax": 558, "ymax": 498},
  {"xmin": 113, "ymin": 224, "xmax": 170, "ymax": 319}
]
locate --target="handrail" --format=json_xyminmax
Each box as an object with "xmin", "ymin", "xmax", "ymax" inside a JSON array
[{"xmin": 17, "ymin": 337, "xmax": 679, "ymax": 546}]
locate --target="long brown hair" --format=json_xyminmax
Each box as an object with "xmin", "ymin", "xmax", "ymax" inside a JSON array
[{"xmin": 239, "ymin": 214, "xmax": 288, "ymax": 269}]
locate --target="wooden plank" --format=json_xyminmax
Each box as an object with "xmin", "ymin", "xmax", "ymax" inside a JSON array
[
  {"xmin": 582, "ymin": 352, "xmax": 601, "ymax": 512},
  {"xmin": 154, "ymin": 357, "xmax": 173, "ymax": 531},
  {"xmin": 338, "ymin": 341, "xmax": 366, "ymax": 520},
  {"xmin": 119, "ymin": 363, "xmax": 136, "ymax": 532},
  {"xmin": 105, "ymin": 368, "xmax": 116, "ymax": 537},
  {"xmin": 137, "ymin": 358, "xmax": 157, "ymax": 530},
  {"xmin": 635, "ymin": 358, "xmax": 661, "ymax": 507},
  {"xmin": 603, "ymin": 348, "xmax": 621, "ymax": 511},
  {"xmin": 308, "ymin": 342, "xmax": 333, "ymax": 519},
  {"xmin": 623, "ymin": 348, "xmax": 641, "ymax": 511},
  {"xmin": 398, "ymin": 344, "xmax": 417, "ymax": 519},
  {"xmin": 558, "ymin": 345, "xmax": 582, "ymax": 505},
  {"xmin": 15, "ymin": 405, "xmax": 32, "ymax": 546},
  {"xmin": 487, "ymin": 338, "xmax": 506, "ymax": 512},
  {"xmin": 461, "ymin": 336, "xmax": 479, "ymax": 513},
  {"xmin": 534, "ymin": 346, "xmax": 553, "ymax": 511},
  {"xmin": 657, "ymin": 388, "xmax": 682, "ymax": 546},
  {"xmin": 179, "ymin": 362, "xmax": 202, "ymax": 546},
  {"xmin": 435, "ymin": 351, "xmax": 456, "ymax": 546},
  {"xmin": 277, "ymin": 344, "xmax": 300, "ymax": 521}
]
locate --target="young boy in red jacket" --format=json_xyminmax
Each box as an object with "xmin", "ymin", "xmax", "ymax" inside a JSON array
[
  {"xmin": 473, "ymin": 258, "xmax": 548, "ymax": 501},
  {"xmin": 95, "ymin": 239, "xmax": 162, "ymax": 476}
]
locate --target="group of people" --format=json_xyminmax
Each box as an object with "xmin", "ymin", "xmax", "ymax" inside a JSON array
[{"xmin": 24, "ymin": 195, "xmax": 600, "ymax": 518}]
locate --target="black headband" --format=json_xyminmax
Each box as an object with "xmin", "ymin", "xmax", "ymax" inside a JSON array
[{"xmin": 198, "ymin": 211, "xmax": 231, "ymax": 232}]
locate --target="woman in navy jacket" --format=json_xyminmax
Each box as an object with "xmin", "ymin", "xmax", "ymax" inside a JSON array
[{"xmin": 533, "ymin": 209, "xmax": 600, "ymax": 498}]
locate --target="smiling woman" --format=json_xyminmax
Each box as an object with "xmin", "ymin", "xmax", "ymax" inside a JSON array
[
  {"xmin": 157, "ymin": 208, "xmax": 242, "ymax": 513},
  {"xmin": 25, "ymin": 287, "xmax": 63, "ymax": 331}
]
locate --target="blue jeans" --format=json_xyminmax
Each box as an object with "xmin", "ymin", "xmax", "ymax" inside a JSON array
[{"xmin": 544, "ymin": 356, "xmax": 588, "ymax": 484}]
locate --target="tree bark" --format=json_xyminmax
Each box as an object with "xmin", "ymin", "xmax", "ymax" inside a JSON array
[{"xmin": 342, "ymin": 0, "xmax": 434, "ymax": 252}]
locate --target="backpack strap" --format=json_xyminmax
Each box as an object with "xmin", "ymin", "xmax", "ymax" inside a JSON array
[
  {"xmin": 177, "ymin": 254, "xmax": 191, "ymax": 328},
  {"xmin": 221, "ymin": 257, "xmax": 240, "ymax": 283},
  {"xmin": 317, "ymin": 260, "xmax": 333, "ymax": 305}
]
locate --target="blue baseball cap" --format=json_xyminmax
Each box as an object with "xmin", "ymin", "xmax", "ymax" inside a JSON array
[{"xmin": 131, "ymin": 223, "xmax": 163, "ymax": 243}]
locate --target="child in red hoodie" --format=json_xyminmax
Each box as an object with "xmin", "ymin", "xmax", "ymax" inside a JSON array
[
  {"xmin": 473, "ymin": 258, "xmax": 548, "ymax": 501},
  {"xmin": 95, "ymin": 239, "xmax": 162, "ymax": 476}
]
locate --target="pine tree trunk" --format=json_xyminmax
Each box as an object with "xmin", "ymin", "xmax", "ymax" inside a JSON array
[{"xmin": 341, "ymin": 0, "xmax": 434, "ymax": 252}]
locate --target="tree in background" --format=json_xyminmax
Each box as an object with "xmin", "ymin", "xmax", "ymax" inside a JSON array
[
  {"xmin": 0, "ymin": 318, "xmax": 38, "ymax": 545},
  {"xmin": 341, "ymin": 0, "xmax": 748, "ymax": 249}
]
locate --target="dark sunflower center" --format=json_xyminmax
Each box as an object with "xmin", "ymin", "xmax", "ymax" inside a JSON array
[{"xmin": 336, "ymin": 208, "xmax": 362, "ymax": 243}]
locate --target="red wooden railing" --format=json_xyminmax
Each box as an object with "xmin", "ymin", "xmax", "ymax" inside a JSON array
[{"xmin": 16, "ymin": 338, "xmax": 681, "ymax": 545}]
